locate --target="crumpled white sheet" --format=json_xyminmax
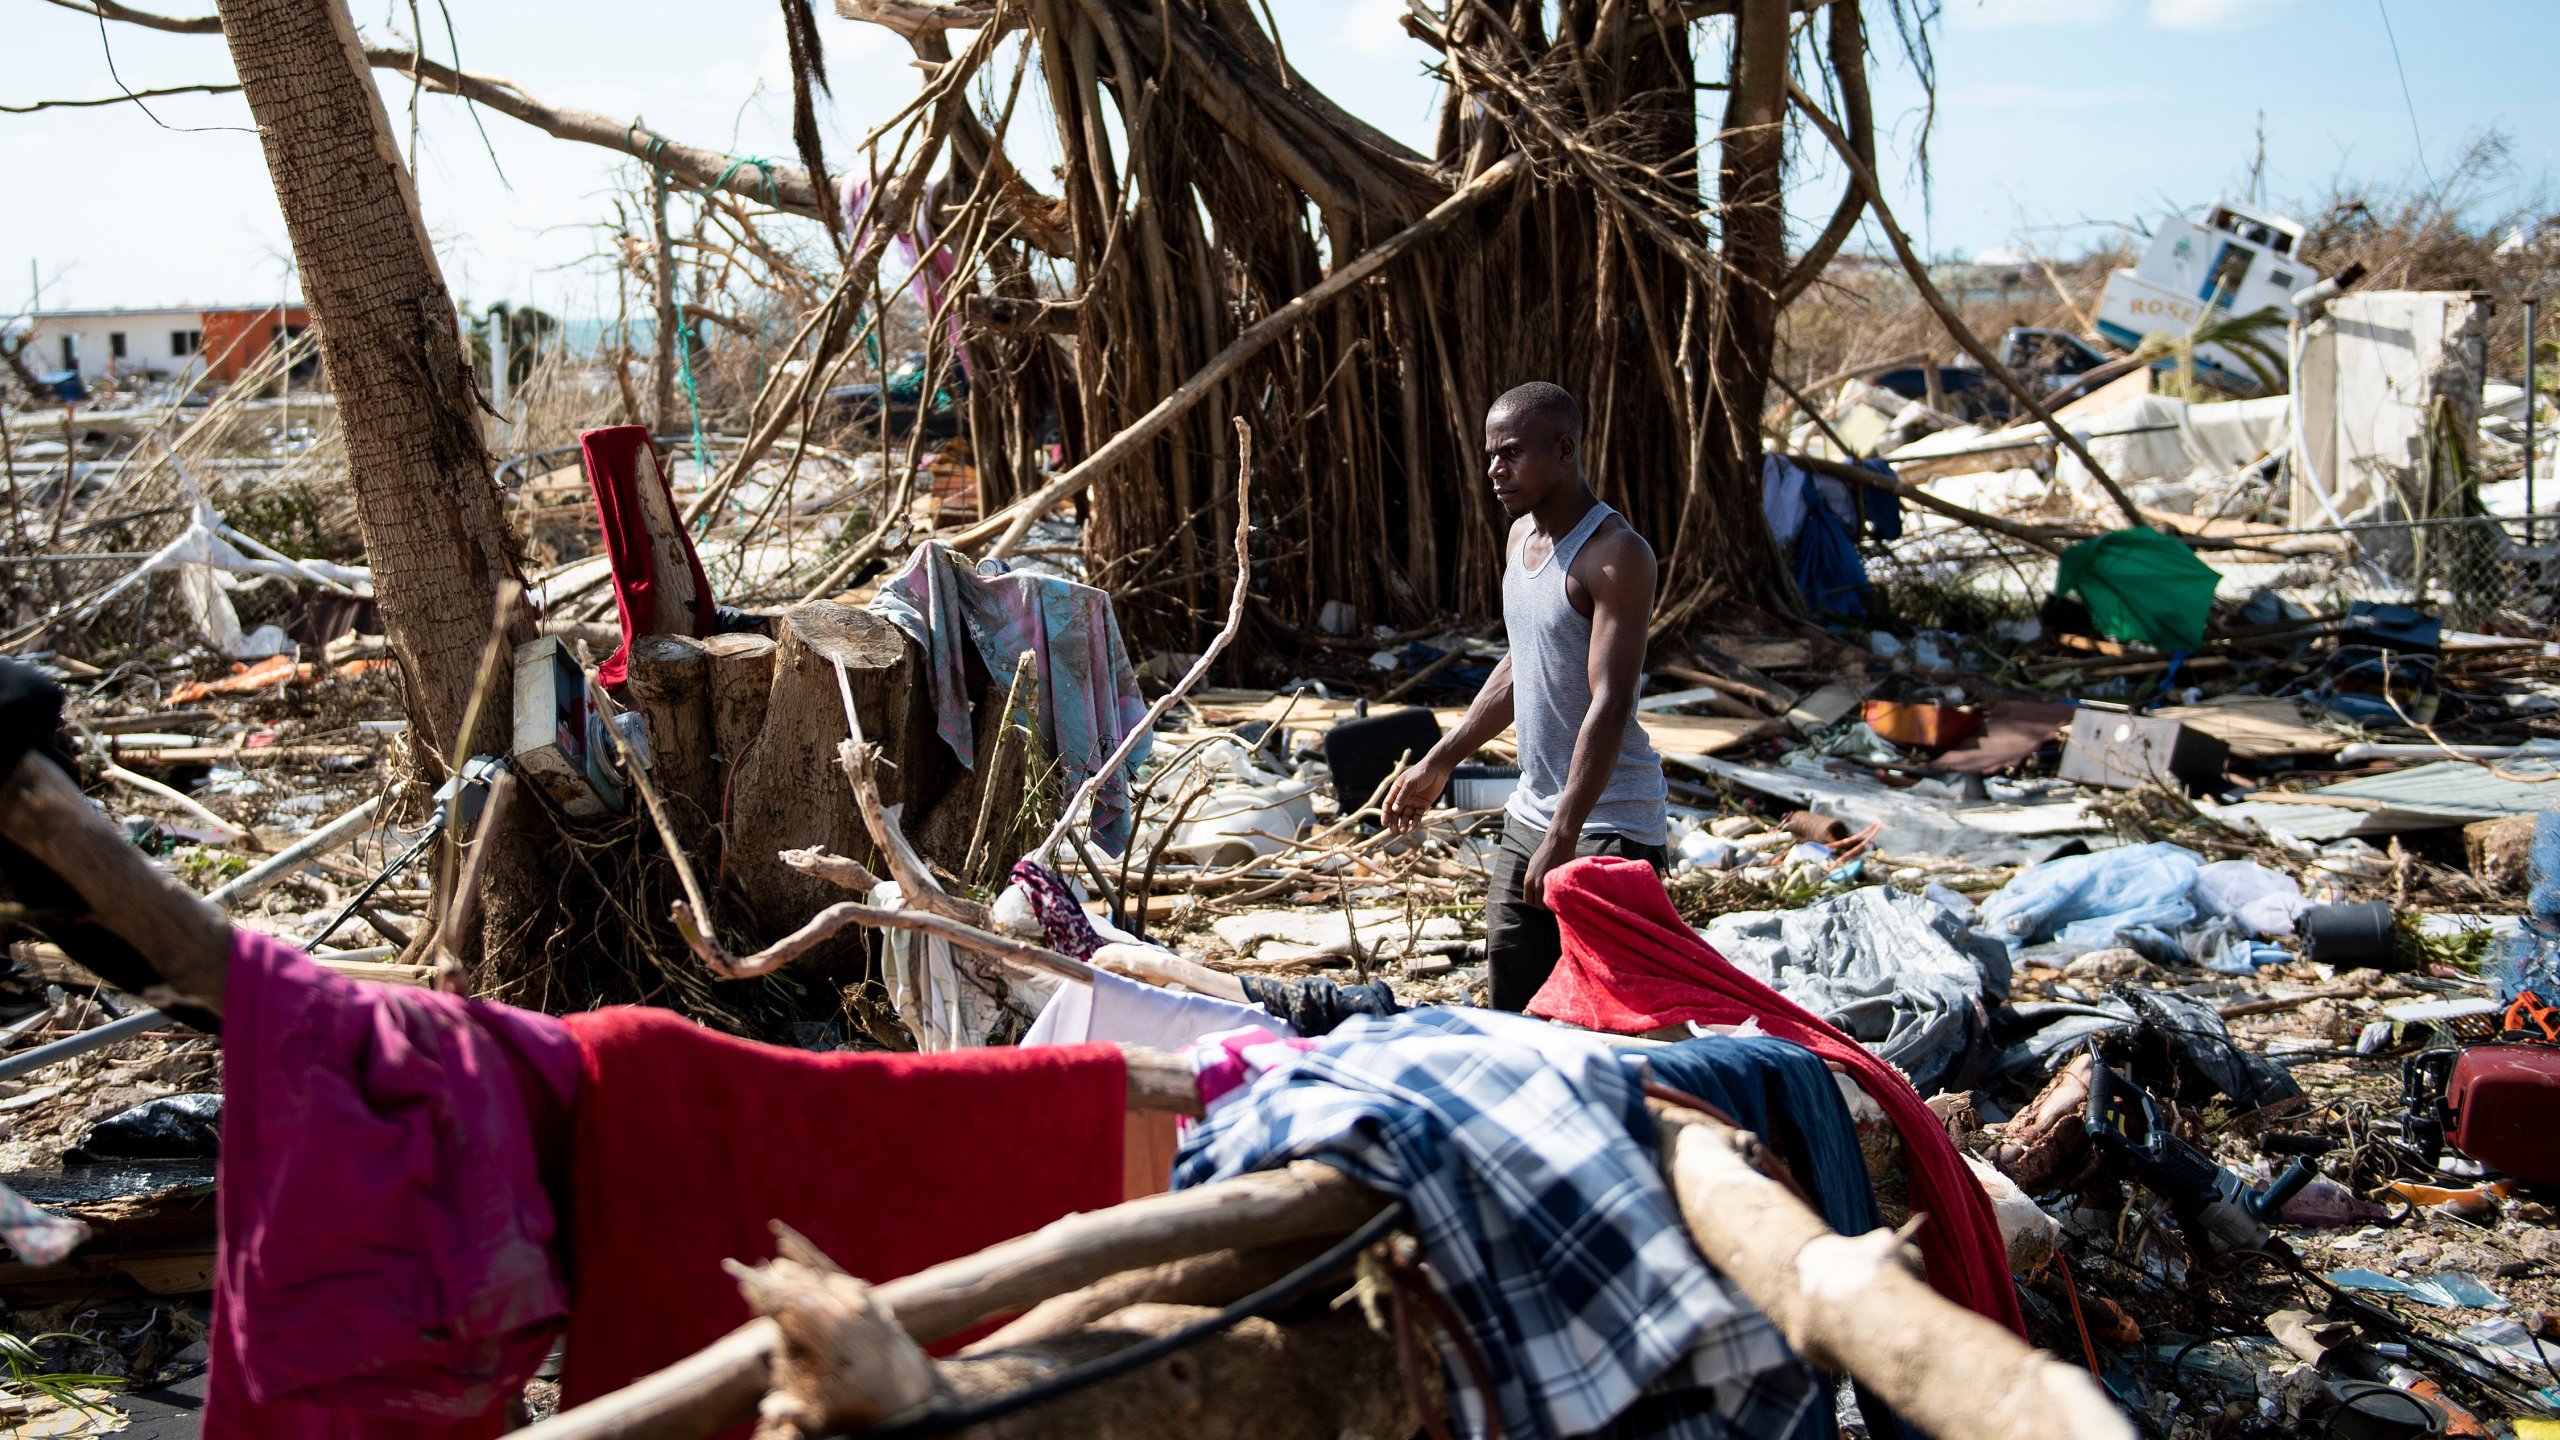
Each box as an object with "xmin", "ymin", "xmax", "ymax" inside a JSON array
[{"xmin": 80, "ymin": 493, "xmax": 372, "ymax": 661}]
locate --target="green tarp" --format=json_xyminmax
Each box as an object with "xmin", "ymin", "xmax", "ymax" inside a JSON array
[{"xmin": 2055, "ymin": 528, "xmax": 2221, "ymax": 652}]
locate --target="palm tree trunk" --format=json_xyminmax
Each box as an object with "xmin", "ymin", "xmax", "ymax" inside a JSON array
[{"xmin": 211, "ymin": 0, "xmax": 531, "ymax": 766}]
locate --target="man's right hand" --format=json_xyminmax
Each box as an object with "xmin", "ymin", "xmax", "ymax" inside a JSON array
[{"xmin": 1381, "ymin": 755, "xmax": 1452, "ymax": 834}]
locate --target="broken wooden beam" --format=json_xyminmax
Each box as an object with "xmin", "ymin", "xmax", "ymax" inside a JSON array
[
  {"xmin": 1653, "ymin": 1103, "xmax": 2129, "ymax": 1440},
  {"xmin": 512, "ymin": 1161, "xmax": 1383, "ymax": 1440}
]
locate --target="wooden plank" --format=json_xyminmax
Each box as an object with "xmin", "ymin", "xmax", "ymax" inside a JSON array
[
  {"xmin": 1185, "ymin": 692, "xmax": 1774, "ymax": 759},
  {"xmin": 2151, "ymin": 698, "xmax": 2342, "ymax": 762}
]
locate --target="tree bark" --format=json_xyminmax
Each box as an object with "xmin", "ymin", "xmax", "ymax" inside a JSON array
[
  {"xmin": 726, "ymin": 603, "xmax": 945, "ymax": 957},
  {"xmin": 626, "ymin": 633, "xmax": 715, "ymax": 856},
  {"xmin": 1662, "ymin": 0, "xmax": 1798, "ymax": 633},
  {"xmin": 210, "ymin": 0, "xmax": 529, "ymax": 766}
]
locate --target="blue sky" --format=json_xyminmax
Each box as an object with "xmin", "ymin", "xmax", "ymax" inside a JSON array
[{"xmin": 2, "ymin": 0, "xmax": 2550, "ymax": 314}]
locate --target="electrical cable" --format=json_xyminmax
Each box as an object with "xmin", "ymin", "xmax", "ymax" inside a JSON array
[
  {"xmin": 856, "ymin": 1200, "xmax": 1410, "ymax": 1440},
  {"xmin": 304, "ymin": 828, "xmax": 439, "ymax": 951},
  {"xmin": 2372, "ymin": 0, "xmax": 2436, "ymax": 195}
]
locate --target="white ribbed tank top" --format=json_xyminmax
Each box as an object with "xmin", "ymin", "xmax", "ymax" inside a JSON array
[{"xmin": 1500, "ymin": 502, "xmax": 1667, "ymax": 844}]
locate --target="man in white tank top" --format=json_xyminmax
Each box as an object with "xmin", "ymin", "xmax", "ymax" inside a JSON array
[{"xmin": 1383, "ymin": 382, "xmax": 1668, "ymax": 1010}]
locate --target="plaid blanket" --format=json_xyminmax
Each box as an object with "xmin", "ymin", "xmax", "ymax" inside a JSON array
[{"xmin": 1172, "ymin": 1008, "xmax": 1818, "ymax": 1439}]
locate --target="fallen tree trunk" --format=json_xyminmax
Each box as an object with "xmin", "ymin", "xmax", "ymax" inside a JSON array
[
  {"xmin": 1653, "ymin": 1102, "xmax": 2127, "ymax": 1440},
  {"xmin": 513, "ymin": 1162, "xmax": 1384, "ymax": 1440}
]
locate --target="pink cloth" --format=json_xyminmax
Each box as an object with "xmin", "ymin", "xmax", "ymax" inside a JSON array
[
  {"xmin": 204, "ymin": 929, "xmax": 579, "ymax": 1439},
  {"xmin": 843, "ymin": 177, "xmax": 967, "ymax": 374}
]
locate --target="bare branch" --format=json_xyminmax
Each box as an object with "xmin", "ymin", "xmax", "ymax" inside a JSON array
[
  {"xmin": 0, "ymin": 80, "xmax": 238, "ymax": 111},
  {"xmin": 37, "ymin": 0, "xmax": 220, "ymax": 33}
]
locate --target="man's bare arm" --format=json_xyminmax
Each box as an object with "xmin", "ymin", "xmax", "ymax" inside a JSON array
[{"xmin": 1382, "ymin": 654, "xmax": 1514, "ymax": 830}]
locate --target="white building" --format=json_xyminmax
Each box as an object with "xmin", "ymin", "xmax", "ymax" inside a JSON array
[{"xmin": 21, "ymin": 306, "xmax": 215, "ymax": 385}]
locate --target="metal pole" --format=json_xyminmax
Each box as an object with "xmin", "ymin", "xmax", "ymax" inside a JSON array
[
  {"xmin": 2526, "ymin": 297, "xmax": 2539, "ymax": 546},
  {"xmin": 200, "ymin": 795, "xmax": 381, "ymax": 909},
  {"xmin": 0, "ymin": 1008, "xmax": 170, "ymax": 1084}
]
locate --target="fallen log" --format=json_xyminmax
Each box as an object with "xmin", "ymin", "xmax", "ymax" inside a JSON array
[
  {"xmin": 512, "ymin": 1162, "xmax": 1383, "ymax": 1440},
  {"xmin": 1653, "ymin": 1102, "xmax": 2127, "ymax": 1440}
]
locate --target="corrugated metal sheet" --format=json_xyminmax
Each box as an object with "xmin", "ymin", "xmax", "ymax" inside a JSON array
[{"xmin": 2307, "ymin": 758, "xmax": 2560, "ymax": 826}]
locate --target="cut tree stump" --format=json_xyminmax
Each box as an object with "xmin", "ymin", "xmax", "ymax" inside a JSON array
[
  {"xmin": 913, "ymin": 647, "xmax": 1046, "ymax": 892},
  {"xmin": 704, "ymin": 633, "xmax": 778, "ymax": 768},
  {"xmin": 626, "ymin": 633, "xmax": 714, "ymax": 856},
  {"xmin": 727, "ymin": 604, "xmax": 946, "ymax": 963}
]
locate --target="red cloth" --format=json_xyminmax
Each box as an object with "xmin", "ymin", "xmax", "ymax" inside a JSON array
[
  {"xmin": 205, "ymin": 929, "xmax": 579, "ymax": 1440},
  {"xmin": 580, "ymin": 424, "xmax": 716, "ymax": 690},
  {"xmin": 1530, "ymin": 857, "xmax": 2026, "ymax": 1336},
  {"xmin": 555, "ymin": 1009, "xmax": 1127, "ymax": 1433}
]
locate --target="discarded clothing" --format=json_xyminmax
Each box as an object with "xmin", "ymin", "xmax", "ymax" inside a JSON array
[
  {"xmin": 1010, "ymin": 857, "xmax": 1105, "ymax": 958},
  {"xmin": 1188, "ymin": 1025, "xmax": 1319, "ymax": 1114},
  {"xmin": 1642, "ymin": 1037, "xmax": 1899, "ymax": 1440},
  {"xmin": 1175, "ymin": 1007, "xmax": 1808, "ymax": 1440},
  {"xmin": 581, "ymin": 425, "xmax": 717, "ymax": 691},
  {"xmin": 1240, "ymin": 975, "xmax": 1402, "ymax": 1036},
  {"xmin": 872, "ymin": 542, "xmax": 1152, "ymax": 852},
  {"xmin": 1529, "ymin": 856, "xmax": 2025, "ymax": 1337},
  {"xmin": 1642, "ymin": 1038, "xmax": 1879, "ymax": 1240},
  {"xmin": 1024, "ymin": 965, "xmax": 1288, "ymax": 1050},
  {"xmin": 844, "ymin": 177, "xmax": 965, "ymax": 372},
  {"xmin": 557, "ymin": 1007, "xmax": 1125, "ymax": 1425},
  {"xmin": 1790, "ymin": 474, "xmax": 1870, "ymax": 621},
  {"xmin": 2054, "ymin": 528, "xmax": 2221, "ymax": 653},
  {"xmin": 1856, "ymin": 458, "xmax": 1904, "ymax": 541},
  {"xmin": 1977, "ymin": 842, "xmax": 2204, "ymax": 957},
  {"xmin": 874, "ymin": 879, "xmax": 1023, "ymax": 1052},
  {"xmin": 207, "ymin": 928, "xmax": 579, "ymax": 1440},
  {"xmin": 1698, "ymin": 885, "xmax": 2008, "ymax": 1094},
  {"xmin": 0, "ymin": 1180, "xmax": 86, "ymax": 1267}
]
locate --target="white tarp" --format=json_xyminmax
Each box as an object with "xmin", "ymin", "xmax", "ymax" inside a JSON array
[{"xmin": 77, "ymin": 495, "xmax": 373, "ymax": 660}]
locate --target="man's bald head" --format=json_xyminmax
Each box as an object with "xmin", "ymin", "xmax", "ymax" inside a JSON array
[
  {"xmin": 1483, "ymin": 382, "xmax": 1585, "ymax": 518},
  {"xmin": 1489, "ymin": 381, "xmax": 1583, "ymax": 445}
]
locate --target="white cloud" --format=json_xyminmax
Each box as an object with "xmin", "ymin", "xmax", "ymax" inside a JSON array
[
  {"xmin": 2147, "ymin": 0, "xmax": 2298, "ymax": 28},
  {"xmin": 1946, "ymin": 0, "xmax": 2128, "ymax": 30},
  {"xmin": 1333, "ymin": 0, "xmax": 1415, "ymax": 59}
]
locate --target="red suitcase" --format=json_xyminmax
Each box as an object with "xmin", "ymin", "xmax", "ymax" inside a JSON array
[{"xmin": 2445, "ymin": 1045, "xmax": 2560, "ymax": 1187}]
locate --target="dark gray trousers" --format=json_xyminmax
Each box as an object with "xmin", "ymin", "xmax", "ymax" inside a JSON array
[{"xmin": 1485, "ymin": 811, "xmax": 1666, "ymax": 1012}]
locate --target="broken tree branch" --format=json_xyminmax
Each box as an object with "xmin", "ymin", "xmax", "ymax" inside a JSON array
[
  {"xmin": 1653, "ymin": 1101, "xmax": 2130, "ymax": 1440},
  {"xmin": 962, "ymin": 156, "xmax": 1524, "ymax": 558},
  {"xmin": 514, "ymin": 1161, "xmax": 1385, "ymax": 1440},
  {"xmin": 0, "ymin": 80, "xmax": 240, "ymax": 111},
  {"xmin": 1786, "ymin": 451, "xmax": 2079, "ymax": 557},
  {"xmin": 1784, "ymin": 78, "xmax": 2149, "ymax": 531},
  {"xmin": 0, "ymin": 754, "xmax": 231, "ymax": 1014}
]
